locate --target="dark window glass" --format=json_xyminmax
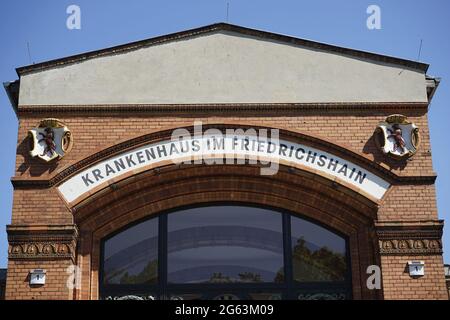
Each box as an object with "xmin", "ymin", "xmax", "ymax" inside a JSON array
[
  {"xmin": 100, "ymin": 205, "xmax": 351, "ymax": 300},
  {"xmin": 167, "ymin": 206, "xmax": 284, "ymax": 284},
  {"xmin": 103, "ymin": 218, "xmax": 158, "ymax": 284},
  {"xmin": 291, "ymin": 216, "xmax": 347, "ymax": 282}
]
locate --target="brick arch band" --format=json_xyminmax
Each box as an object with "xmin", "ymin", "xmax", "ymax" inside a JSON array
[
  {"xmin": 50, "ymin": 123, "xmax": 403, "ymax": 210},
  {"xmin": 74, "ymin": 164, "xmax": 381, "ymax": 300},
  {"xmin": 66, "ymin": 125, "xmax": 386, "ymax": 300}
]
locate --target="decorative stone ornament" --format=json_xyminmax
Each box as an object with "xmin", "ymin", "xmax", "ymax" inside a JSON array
[
  {"xmin": 7, "ymin": 225, "xmax": 78, "ymax": 263},
  {"xmin": 375, "ymin": 114, "xmax": 420, "ymax": 160},
  {"xmin": 376, "ymin": 221, "xmax": 443, "ymax": 256},
  {"xmin": 28, "ymin": 119, "xmax": 73, "ymax": 162}
]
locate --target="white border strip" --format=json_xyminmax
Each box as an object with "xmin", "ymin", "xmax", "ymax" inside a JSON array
[{"xmin": 58, "ymin": 135, "xmax": 390, "ymax": 203}]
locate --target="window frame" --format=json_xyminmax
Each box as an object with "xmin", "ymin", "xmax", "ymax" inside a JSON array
[{"xmin": 99, "ymin": 202, "xmax": 353, "ymax": 300}]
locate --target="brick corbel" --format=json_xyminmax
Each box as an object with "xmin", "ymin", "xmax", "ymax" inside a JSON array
[
  {"xmin": 375, "ymin": 220, "xmax": 443, "ymax": 255},
  {"xmin": 7, "ymin": 224, "xmax": 78, "ymax": 263}
]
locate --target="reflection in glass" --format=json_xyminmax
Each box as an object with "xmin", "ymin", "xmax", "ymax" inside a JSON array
[
  {"xmin": 103, "ymin": 218, "xmax": 158, "ymax": 284},
  {"xmin": 167, "ymin": 206, "xmax": 284, "ymax": 284},
  {"xmin": 291, "ymin": 217, "xmax": 347, "ymax": 282},
  {"xmin": 100, "ymin": 205, "xmax": 351, "ymax": 300}
]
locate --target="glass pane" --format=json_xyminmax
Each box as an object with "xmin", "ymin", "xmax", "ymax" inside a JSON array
[
  {"xmin": 291, "ymin": 216, "xmax": 347, "ymax": 282},
  {"xmin": 167, "ymin": 206, "xmax": 284, "ymax": 284},
  {"xmin": 103, "ymin": 218, "xmax": 158, "ymax": 284}
]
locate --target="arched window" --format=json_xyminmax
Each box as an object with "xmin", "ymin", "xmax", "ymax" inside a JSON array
[{"xmin": 101, "ymin": 205, "xmax": 351, "ymax": 300}]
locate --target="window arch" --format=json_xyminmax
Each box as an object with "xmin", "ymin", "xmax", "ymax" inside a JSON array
[{"xmin": 100, "ymin": 204, "xmax": 351, "ymax": 300}]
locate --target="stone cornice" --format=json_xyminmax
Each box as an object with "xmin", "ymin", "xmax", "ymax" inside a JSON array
[
  {"xmin": 17, "ymin": 102, "xmax": 429, "ymax": 117},
  {"xmin": 7, "ymin": 225, "xmax": 78, "ymax": 262},
  {"xmin": 376, "ymin": 221, "xmax": 443, "ymax": 255}
]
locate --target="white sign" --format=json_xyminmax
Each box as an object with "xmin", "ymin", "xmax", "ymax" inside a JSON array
[
  {"xmin": 30, "ymin": 269, "xmax": 46, "ymax": 285},
  {"xmin": 58, "ymin": 135, "xmax": 390, "ymax": 203},
  {"xmin": 408, "ymin": 261, "xmax": 425, "ymax": 277}
]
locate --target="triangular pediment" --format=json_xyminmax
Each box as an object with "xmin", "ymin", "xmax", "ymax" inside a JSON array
[{"xmin": 17, "ymin": 23, "xmax": 429, "ymax": 105}]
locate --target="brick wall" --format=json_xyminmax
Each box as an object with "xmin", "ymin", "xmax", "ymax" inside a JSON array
[
  {"xmin": 14, "ymin": 110, "xmax": 435, "ymax": 179},
  {"xmin": 5, "ymin": 105, "xmax": 447, "ymax": 299},
  {"xmin": 381, "ymin": 255, "xmax": 448, "ymax": 300},
  {"xmin": 5, "ymin": 260, "xmax": 74, "ymax": 300}
]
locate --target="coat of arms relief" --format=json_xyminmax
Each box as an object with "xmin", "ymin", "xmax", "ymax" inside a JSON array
[
  {"xmin": 28, "ymin": 119, "xmax": 73, "ymax": 162},
  {"xmin": 375, "ymin": 114, "xmax": 420, "ymax": 160}
]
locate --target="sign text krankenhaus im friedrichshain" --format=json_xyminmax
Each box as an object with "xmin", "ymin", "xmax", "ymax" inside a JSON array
[{"xmin": 58, "ymin": 126, "xmax": 390, "ymax": 203}]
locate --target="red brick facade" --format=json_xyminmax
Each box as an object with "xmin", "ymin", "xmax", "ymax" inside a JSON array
[
  {"xmin": 4, "ymin": 103, "xmax": 447, "ymax": 300},
  {"xmin": 3, "ymin": 23, "xmax": 447, "ymax": 300}
]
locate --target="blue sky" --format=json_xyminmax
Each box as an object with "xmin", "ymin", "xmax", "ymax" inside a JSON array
[{"xmin": 0, "ymin": 0, "xmax": 449, "ymax": 268}]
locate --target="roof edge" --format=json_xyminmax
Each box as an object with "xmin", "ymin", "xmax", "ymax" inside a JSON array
[
  {"xmin": 15, "ymin": 22, "xmax": 429, "ymax": 76},
  {"xmin": 426, "ymin": 75, "xmax": 441, "ymax": 105},
  {"xmin": 3, "ymin": 80, "xmax": 19, "ymax": 117}
]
